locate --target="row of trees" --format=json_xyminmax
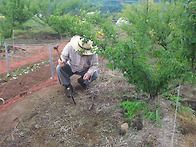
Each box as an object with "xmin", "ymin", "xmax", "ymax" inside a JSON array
[
  {"xmin": 0, "ymin": 0, "xmax": 137, "ymax": 41},
  {"xmin": 0, "ymin": 0, "xmax": 195, "ymax": 99},
  {"xmin": 0, "ymin": 0, "xmax": 95, "ymax": 43}
]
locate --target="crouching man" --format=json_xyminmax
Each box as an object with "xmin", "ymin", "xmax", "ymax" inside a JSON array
[{"xmin": 56, "ymin": 35, "xmax": 98, "ymax": 97}]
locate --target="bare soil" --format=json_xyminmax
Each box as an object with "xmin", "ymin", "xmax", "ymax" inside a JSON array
[{"xmin": 0, "ymin": 35, "xmax": 195, "ymax": 147}]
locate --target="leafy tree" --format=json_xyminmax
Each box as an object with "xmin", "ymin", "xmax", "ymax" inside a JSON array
[
  {"xmin": 102, "ymin": 0, "xmax": 195, "ymax": 98},
  {"xmin": 180, "ymin": 0, "xmax": 196, "ymax": 70},
  {"xmin": 33, "ymin": 0, "xmax": 98, "ymax": 38},
  {"xmin": 0, "ymin": 0, "xmax": 95, "ymax": 41},
  {"xmin": 0, "ymin": 0, "xmax": 34, "ymax": 42},
  {"xmin": 47, "ymin": 14, "xmax": 78, "ymax": 38},
  {"xmin": 34, "ymin": 0, "xmax": 95, "ymax": 22}
]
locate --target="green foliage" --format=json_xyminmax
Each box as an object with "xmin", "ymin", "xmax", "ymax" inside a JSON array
[
  {"xmin": 0, "ymin": 18, "xmax": 12, "ymax": 38},
  {"xmin": 0, "ymin": 0, "xmax": 96, "ymax": 42},
  {"xmin": 51, "ymin": 0, "xmax": 97, "ymax": 16},
  {"xmin": 34, "ymin": 0, "xmax": 96, "ymax": 24},
  {"xmin": 0, "ymin": 0, "xmax": 35, "ymax": 40},
  {"xmin": 120, "ymin": 100, "xmax": 161, "ymax": 127},
  {"xmin": 48, "ymin": 14, "xmax": 77, "ymax": 36},
  {"xmin": 103, "ymin": 0, "xmax": 195, "ymax": 98},
  {"xmin": 162, "ymin": 93, "xmax": 195, "ymax": 114},
  {"xmin": 0, "ymin": 0, "xmax": 33, "ymax": 26},
  {"xmin": 46, "ymin": 8, "xmax": 119, "ymax": 53},
  {"xmin": 179, "ymin": 0, "xmax": 196, "ymax": 70}
]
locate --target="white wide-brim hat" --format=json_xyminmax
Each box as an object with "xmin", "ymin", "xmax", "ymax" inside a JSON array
[{"xmin": 70, "ymin": 35, "xmax": 97, "ymax": 55}]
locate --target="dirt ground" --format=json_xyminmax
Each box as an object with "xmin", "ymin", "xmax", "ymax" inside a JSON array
[{"xmin": 0, "ymin": 36, "xmax": 195, "ymax": 147}]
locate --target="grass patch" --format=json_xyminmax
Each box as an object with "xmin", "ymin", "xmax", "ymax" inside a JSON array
[
  {"xmin": 13, "ymin": 17, "xmax": 55, "ymax": 38},
  {"xmin": 24, "ymin": 17, "xmax": 46, "ymax": 28},
  {"xmin": 13, "ymin": 30, "xmax": 28, "ymax": 36}
]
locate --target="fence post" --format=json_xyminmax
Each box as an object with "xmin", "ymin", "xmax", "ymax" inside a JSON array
[
  {"xmin": 5, "ymin": 42, "xmax": 10, "ymax": 74},
  {"xmin": 48, "ymin": 45, "xmax": 54, "ymax": 79}
]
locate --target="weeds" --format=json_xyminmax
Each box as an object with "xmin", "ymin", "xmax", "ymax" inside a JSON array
[
  {"xmin": 163, "ymin": 93, "xmax": 195, "ymax": 115},
  {"xmin": 120, "ymin": 99, "xmax": 161, "ymax": 127}
]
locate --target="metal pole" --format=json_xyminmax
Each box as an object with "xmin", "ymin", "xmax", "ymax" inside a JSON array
[
  {"xmin": 5, "ymin": 42, "xmax": 10, "ymax": 74},
  {"xmin": 48, "ymin": 45, "xmax": 54, "ymax": 79}
]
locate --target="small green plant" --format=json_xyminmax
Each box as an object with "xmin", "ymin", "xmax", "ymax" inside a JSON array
[
  {"xmin": 3, "ymin": 61, "xmax": 49, "ymax": 81},
  {"xmin": 120, "ymin": 99, "xmax": 161, "ymax": 127}
]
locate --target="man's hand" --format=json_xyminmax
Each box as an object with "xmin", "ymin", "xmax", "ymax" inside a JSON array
[
  {"xmin": 58, "ymin": 59, "xmax": 65, "ymax": 67},
  {"xmin": 83, "ymin": 72, "xmax": 90, "ymax": 80}
]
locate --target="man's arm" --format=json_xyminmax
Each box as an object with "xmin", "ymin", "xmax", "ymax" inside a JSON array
[
  {"xmin": 58, "ymin": 43, "xmax": 71, "ymax": 67},
  {"xmin": 87, "ymin": 54, "xmax": 98, "ymax": 76}
]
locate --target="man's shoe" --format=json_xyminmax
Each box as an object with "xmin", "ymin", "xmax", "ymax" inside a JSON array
[
  {"xmin": 77, "ymin": 77, "xmax": 89, "ymax": 90},
  {"xmin": 64, "ymin": 84, "xmax": 73, "ymax": 98}
]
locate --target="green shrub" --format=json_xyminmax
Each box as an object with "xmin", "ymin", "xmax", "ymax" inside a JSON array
[{"xmin": 120, "ymin": 99, "xmax": 161, "ymax": 127}]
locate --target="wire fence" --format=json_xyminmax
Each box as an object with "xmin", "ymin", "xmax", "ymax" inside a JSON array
[{"xmin": 0, "ymin": 40, "xmax": 69, "ymax": 113}]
